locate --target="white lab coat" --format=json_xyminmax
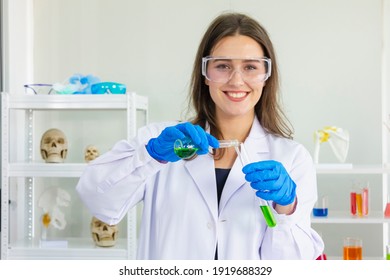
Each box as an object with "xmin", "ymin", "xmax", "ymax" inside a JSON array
[{"xmin": 76, "ymin": 117, "xmax": 324, "ymax": 259}]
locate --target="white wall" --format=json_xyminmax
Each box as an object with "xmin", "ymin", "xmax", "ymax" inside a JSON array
[
  {"xmin": 8, "ymin": 0, "xmax": 388, "ymax": 258},
  {"xmin": 32, "ymin": 0, "xmax": 383, "ymax": 164}
]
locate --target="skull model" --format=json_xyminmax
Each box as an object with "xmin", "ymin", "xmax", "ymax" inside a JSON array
[
  {"xmin": 40, "ymin": 128, "xmax": 68, "ymax": 163},
  {"xmin": 91, "ymin": 216, "xmax": 118, "ymax": 247},
  {"xmin": 84, "ymin": 145, "xmax": 100, "ymax": 163}
]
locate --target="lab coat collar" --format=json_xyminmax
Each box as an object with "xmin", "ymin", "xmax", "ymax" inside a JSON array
[{"xmin": 184, "ymin": 117, "xmax": 271, "ymax": 218}]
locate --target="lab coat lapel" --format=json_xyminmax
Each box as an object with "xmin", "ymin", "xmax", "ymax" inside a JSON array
[
  {"xmin": 219, "ymin": 119, "xmax": 271, "ymax": 213},
  {"xmin": 184, "ymin": 154, "xmax": 218, "ymax": 218}
]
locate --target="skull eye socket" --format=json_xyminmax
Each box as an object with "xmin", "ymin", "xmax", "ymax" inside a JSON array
[
  {"xmin": 57, "ymin": 138, "xmax": 65, "ymax": 144},
  {"xmin": 94, "ymin": 221, "xmax": 102, "ymax": 227},
  {"xmin": 43, "ymin": 137, "xmax": 53, "ymax": 144}
]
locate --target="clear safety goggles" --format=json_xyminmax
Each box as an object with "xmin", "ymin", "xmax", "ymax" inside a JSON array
[{"xmin": 202, "ymin": 56, "xmax": 272, "ymax": 84}]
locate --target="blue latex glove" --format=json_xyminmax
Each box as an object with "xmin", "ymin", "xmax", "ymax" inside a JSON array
[
  {"xmin": 146, "ymin": 122, "xmax": 219, "ymax": 162},
  {"xmin": 242, "ymin": 160, "xmax": 296, "ymax": 206}
]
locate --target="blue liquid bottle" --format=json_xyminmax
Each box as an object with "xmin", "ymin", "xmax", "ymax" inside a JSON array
[{"xmin": 312, "ymin": 195, "xmax": 328, "ymax": 217}]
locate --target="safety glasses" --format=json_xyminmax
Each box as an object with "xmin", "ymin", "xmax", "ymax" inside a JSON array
[
  {"xmin": 202, "ymin": 56, "xmax": 271, "ymax": 84},
  {"xmin": 24, "ymin": 84, "xmax": 54, "ymax": 95}
]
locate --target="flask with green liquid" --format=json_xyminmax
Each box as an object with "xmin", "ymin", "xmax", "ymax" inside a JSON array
[{"xmin": 174, "ymin": 138, "xmax": 240, "ymax": 159}]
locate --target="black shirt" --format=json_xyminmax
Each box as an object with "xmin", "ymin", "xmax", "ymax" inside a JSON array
[{"xmin": 214, "ymin": 168, "xmax": 231, "ymax": 260}]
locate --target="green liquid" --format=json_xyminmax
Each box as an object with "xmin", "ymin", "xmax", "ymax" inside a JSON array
[
  {"xmin": 174, "ymin": 147, "xmax": 198, "ymax": 158},
  {"xmin": 387, "ymin": 254, "xmax": 390, "ymax": 260},
  {"xmin": 260, "ymin": 205, "xmax": 277, "ymax": 227}
]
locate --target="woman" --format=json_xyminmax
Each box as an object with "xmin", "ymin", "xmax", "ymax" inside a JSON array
[{"xmin": 76, "ymin": 12, "xmax": 324, "ymax": 259}]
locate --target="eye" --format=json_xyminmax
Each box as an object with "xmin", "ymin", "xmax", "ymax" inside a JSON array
[
  {"xmin": 213, "ymin": 61, "xmax": 232, "ymax": 71},
  {"xmin": 244, "ymin": 64, "xmax": 257, "ymax": 71},
  {"xmin": 243, "ymin": 61, "xmax": 261, "ymax": 71}
]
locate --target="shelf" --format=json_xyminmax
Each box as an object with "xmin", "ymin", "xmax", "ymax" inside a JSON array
[
  {"xmin": 7, "ymin": 238, "xmax": 129, "ymax": 260},
  {"xmin": 8, "ymin": 163, "xmax": 87, "ymax": 177},
  {"xmin": 2, "ymin": 92, "xmax": 148, "ymax": 260},
  {"xmin": 315, "ymin": 164, "xmax": 390, "ymax": 174},
  {"xmin": 5, "ymin": 93, "xmax": 148, "ymax": 110},
  {"xmin": 311, "ymin": 211, "xmax": 390, "ymax": 224}
]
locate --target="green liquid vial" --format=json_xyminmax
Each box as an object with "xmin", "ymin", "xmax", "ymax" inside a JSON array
[
  {"xmin": 387, "ymin": 245, "xmax": 390, "ymax": 260},
  {"xmin": 260, "ymin": 205, "xmax": 277, "ymax": 227},
  {"xmin": 174, "ymin": 147, "xmax": 198, "ymax": 159}
]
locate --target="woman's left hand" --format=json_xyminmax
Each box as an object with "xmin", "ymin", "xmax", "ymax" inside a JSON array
[{"xmin": 242, "ymin": 160, "xmax": 296, "ymax": 206}]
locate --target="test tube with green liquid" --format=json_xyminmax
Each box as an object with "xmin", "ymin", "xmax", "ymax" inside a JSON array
[{"xmin": 234, "ymin": 143, "xmax": 277, "ymax": 228}]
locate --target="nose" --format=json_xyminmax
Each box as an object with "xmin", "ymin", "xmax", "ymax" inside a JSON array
[{"xmin": 227, "ymin": 70, "xmax": 245, "ymax": 84}]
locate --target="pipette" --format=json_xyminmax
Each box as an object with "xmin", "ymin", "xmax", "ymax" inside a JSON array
[
  {"xmin": 234, "ymin": 143, "xmax": 277, "ymax": 227},
  {"xmin": 174, "ymin": 138, "xmax": 240, "ymax": 159},
  {"xmin": 217, "ymin": 139, "xmax": 240, "ymax": 148}
]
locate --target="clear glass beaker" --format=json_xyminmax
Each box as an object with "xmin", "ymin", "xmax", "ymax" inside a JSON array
[{"xmin": 343, "ymin": 237, "xmax": 363, "ymax": 260}]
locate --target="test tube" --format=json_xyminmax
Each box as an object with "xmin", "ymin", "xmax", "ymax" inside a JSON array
[
  {"xmin": 235, "ymin": 143, "xmax": 277, "ymax": 228},
  {"xmin": 356, "ymin": 191, "xmax": 363, "ymax": 217},
  {"xmin": 350, "ymin": 190, "xmax": 357, "ymax": 216},
  {"xmin": 362, "ymin": 186, "xmax": 369, "ymax": 216}
]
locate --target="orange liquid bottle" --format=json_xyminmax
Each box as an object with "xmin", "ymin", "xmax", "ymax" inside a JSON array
[
  {"xmin": 356, "ymin": 193, "xmax": 363, "ymax": 217},
  {"xmin": 343, "ymin": 246, "xmax": 363, "ymax": 260}
]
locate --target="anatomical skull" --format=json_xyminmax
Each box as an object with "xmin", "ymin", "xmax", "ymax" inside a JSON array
[
  {"xmin": 40, "ymin": 128, "xmax": 68, "ymax": 163},
  {"xmin": 91, "ymin": 216, "xmax": 118, "ymax": 247},
  {"xmin": 84, "ymin": 145, "xmax": 100, "ymax": 163}
]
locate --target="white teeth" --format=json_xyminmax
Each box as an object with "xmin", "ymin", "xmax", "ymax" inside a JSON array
[{"xmin": 227, "ymin": 92, "xmax": 246, "ymax": 98}]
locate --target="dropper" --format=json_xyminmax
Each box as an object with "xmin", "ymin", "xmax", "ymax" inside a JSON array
[
  {"xmin": 217, "ymin": 139, "xmax": 240, "ymax": 148},
  {"xmin": 235, "ymin": 143, "xmax": 277, "ymax": 227}
]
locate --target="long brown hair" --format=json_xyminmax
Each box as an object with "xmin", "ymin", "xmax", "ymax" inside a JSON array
[{"xmin": 188, "ymin": 12, "xmax": 293, "ymax": 142}]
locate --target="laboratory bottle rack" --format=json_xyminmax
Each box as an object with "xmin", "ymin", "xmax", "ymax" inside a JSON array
[{"xmin": 1, "ymin": 92, "xmax": 148, "ymax": 259}]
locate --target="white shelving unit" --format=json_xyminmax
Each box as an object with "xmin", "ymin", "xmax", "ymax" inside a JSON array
[
  {"xmin": 312, "ymin": 164, "xmax": 390, "ymax": 259},
  {"xmin": 1, "ymin": 92, "xmax": 148, "ymax": 259}
]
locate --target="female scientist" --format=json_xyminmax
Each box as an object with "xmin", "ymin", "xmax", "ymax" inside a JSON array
[{"xmin": 76, "ymin": 12, "xmax": 324, "ymax": 259}]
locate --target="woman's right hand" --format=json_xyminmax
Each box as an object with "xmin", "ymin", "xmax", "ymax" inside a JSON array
[{"xmin": 145, "ymin": 122, "xmax": 219, "ymax": 162}]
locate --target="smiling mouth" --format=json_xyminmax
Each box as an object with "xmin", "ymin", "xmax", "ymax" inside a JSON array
[{"xmin": 225, "ymin": 91, "xmax": 248, "ymax": 99}]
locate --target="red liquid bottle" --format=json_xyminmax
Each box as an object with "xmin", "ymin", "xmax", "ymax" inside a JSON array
[
  {"xmin": 385, "ymin": 204, "xmax": 390, "ymax": 217},
  {"xmin": 385, "ymin": 196, "xmax": 390, "ymax": 218},
  {"xmin": 350, "ymin": 191, "xmax": 357, "ymax": 216}
]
